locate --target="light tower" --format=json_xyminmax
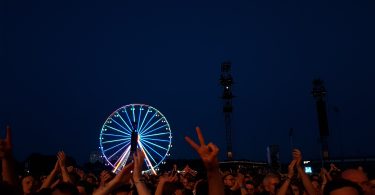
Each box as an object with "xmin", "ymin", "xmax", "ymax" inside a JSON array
[
  {"xmin": 220, "ymin": 62, "xmax": 234, "ymax": 160},
  {"xmin": 312, "ymin": 79, "xmax": 330, "ymax": 161}
]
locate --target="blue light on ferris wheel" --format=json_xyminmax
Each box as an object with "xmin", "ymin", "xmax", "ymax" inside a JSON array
[{"xmin": 99, "ymin": 104, "xmax": 172, "ymax": 174}]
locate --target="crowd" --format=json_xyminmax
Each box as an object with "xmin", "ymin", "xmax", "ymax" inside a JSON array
[{"xmin": 0, "ymin": 126, "xmax": 374, "ymax": 195}]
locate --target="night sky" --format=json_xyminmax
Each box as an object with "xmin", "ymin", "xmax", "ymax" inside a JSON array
[{"xmin": 1, "ymin": 0, "xmax": 375, "ymax": 164}]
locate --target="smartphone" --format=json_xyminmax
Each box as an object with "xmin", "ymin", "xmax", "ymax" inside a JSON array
[{"xmin": 305, "ymin": 166, "xmax": 312, "ymax": 174}]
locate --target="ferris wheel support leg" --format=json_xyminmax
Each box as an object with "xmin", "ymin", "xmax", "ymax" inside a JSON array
[
  {"xmin": 138, "ymin": 141, "xmax": 157, "ymax": 175},
  {"xmin": 113, "ymin": 146, "xmax": 131, "ymax": 173}
]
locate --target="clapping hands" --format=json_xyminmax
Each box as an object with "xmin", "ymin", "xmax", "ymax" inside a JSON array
[
  {"xmin": 57, "ymin": 151, "xmax": 67, "ymax": 168},
  {"xmin": 292, "ymin": 149, "xmax": 302, "ymax": 167}
]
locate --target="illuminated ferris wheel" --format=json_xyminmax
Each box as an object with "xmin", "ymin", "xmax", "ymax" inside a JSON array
[{"xmin": 99, "ymin": 104, "xmax": 172, "ymax": 174}]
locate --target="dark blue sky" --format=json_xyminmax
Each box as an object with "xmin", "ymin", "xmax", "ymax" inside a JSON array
[{"xmin": 1, "ymin": 0, "xmax": 375, "ymax": 164}]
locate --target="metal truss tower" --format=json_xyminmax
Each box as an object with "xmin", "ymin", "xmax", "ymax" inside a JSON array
[
  {"xmin": 220, "ymin": 62, "xmax": 234, "ymax": 160},
  {"xmin": 312, "ymin": 79, "xmax": 330, "ymax": 161}
]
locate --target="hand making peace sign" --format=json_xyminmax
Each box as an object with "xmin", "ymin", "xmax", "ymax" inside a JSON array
[{"xmin": 184, "ymin": 127, "xmax": 220, "ymax": 170}]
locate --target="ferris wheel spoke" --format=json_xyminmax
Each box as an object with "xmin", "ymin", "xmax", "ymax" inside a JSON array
[
  {"xmin": 113, "ymin": 146, "xmax": 128, "ymax": 167},
  {"xmin": 123, "ymin": 108, "xmax": 133, "ymax": 130},
  {"xmin": 108, "ymin": 142, "xmax": 130, "ymax": 160},
  {"xmin": 102, "ymin": 138, "xmax": 130, "ymax": 144},
  {"xmin": 105, "ymin": 125, "xmax": 130, "ymax": 136},
  {"xmin": 113, "ymin": 145, "xmax": 131, "ymax": 172},
  {"xmin": 141, "ymin": 132, "xmax": 170, "ymax": 138},
  {"xmin": 142, "ymin": 139, "xmax": 168, "ymax": 151},
  {"xmin": 110, "ymin": 118, "xmax": 132, "ymax": 134},
  {"xmin": 139, "ymin": 117, "xmax": 163, "ymax": 135},
  {"xmin": 138, "ymin": 109, "xmax": 150, "ymax": 133},
  {"xmin": 138, "ymin": 142, "xmax": 157, "ymax": 175},
  {"xmin": 122, "ymin": 148, "xmax": 132, "ymax": 166},
  {"xmin": 101, "ymin": 133, "xmax": 128, "ymax": 138},
  {"xmin": 103, "ymin": 140, "xmax": 128, "ymax": 152},
  {"xmin": 114, "ymin": 113, "xmax": 133, "ymax": 133},
  {"xmin": 143, "ymin": 137, "xmax": 170, "ymax": 143},
  {"xmin": 101, "ymin": 104, "xmax": 171, "ymax": 173},
  {"xmin": 139, "ymin": 112, "xmax": 157, "ymax": 135},
  {"xmin": 140, "ymin": 124, "xmax": 168, "ymax": 136},
  {"xmin": 138, "ymin": 141, "xmax": 157, "ymax": 165},
  {"xmin": 137, "ymin": 106, "xmax": 143, "ymax": 131},
  {"xmin": 141, "ymin": 140, "xmax": 164, "ymax": 158},
  {"xmin": 132, "ymin": 106, "xmax": 136, "ymax": 122}
]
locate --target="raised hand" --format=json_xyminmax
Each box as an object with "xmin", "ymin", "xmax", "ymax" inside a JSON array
[
  {"xmin": 0, "ymin": 125, "xmax": 12, "ymax": 159},
  {"xmin": 320, "ymin": 167, "xmax": 332, "ymax": 183},
  {"xmin": 292, "ymin": 149, "xmax": 302, "ymax": 167},
  {"xmin": 112, "ymin": 162, "xmax": 134, "ymax": 184},
  {"xmin": 132, "ymin": 149, "xmax": 151, "ymax": 195},
  {"xmin": 99, "ymin": 170, "xmax": 113, "ymax": 187},
  {"xmin": 57, "ymin": 151, "xmax": 73, "ymax": 183},
  {"xmin": 0, "ymin": 125, "xmax": 17, "ymax": 186},
  {"xmin": 57, "ymin": 151, "xmax": 67, "ymax": 168},
  {"xmin": 320, "ymin": 168, "xmax": 328, "ymax": 184},
  {"xmin": 75, "ymin": 168, "xmax": 86, "ymax": 180},
  {"xmin": 287, "ymin": 159, "xmax": 297, "ymax": 178},
  {"xmin": 292, "ymin": 149, "xmax": 318, "ymax": 195},
  {"xmin": 236, "ymin": 173, "xmax": 245, "ymax": 188},
  {"xmin": 329, "ymin": 163, "xmax": 340, "ymax": 172},
  {"xmin": 277, "ymin": 160, "xmax": 297, "ymax": 195},
  {"xmin": 159, "ymin": 172, "xmax": 178, "ymax": 184},
  {"xmin": 94, "ymin": 163, "xmax": 134, "ymax": 195},
  {"xmin": 184, "ymin": 127, "xmax": 220, "ymax": 170},
  {"xmin": 133, "ymin": 149, "xmax": 145, "ymax": 182},
  {"xmin": 184, "ymin": 126, "xmax": 224, "ymax": 195},
  {"xmin": 39, "ymin": 158, "xmax": 61, "ymax": 190},
  {"xmin": 182, "ymin": 165, "xmax": 197, "ymax": 177}
]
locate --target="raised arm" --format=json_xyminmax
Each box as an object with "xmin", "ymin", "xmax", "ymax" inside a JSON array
[
  {"xmin": 293, "ymin": 149, "xmax": 317, "ymax": 195},
  {"xmin": 133, "ymin": 149, "xmax": 151, "ymax": 195},
  {"xmin": 57, "ymin": 151, "xmax": 73, "ymax": 184},
  {"xmin": 235, "ymin": 173, "xmax": 247, "ymax": 195},
  {"xmin": 39, "ymin": 160, "xmax": 60, "ymax": 190},
  {"xmin": 93, "ymin": 163, "xmax": 134, "ymax": 195},
  {"xmin": 0, "ymin": 126, "xmax": 17, "ymax": 186},
  {"xmin": 155, "ymin": 172, "xmax": 178, "ymax": 195},
  {"xmin": 185, "ymin": 126, "xmax": 225, "ymax": 195},
  {"xmin": 277, "ymin": 160, "xmax": 297, "ymax": 195}
]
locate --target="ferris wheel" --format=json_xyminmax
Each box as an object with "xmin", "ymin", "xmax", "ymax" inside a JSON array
[{"xmin": 99, "ymin": 104, "xmax": 172, "ymax": 174}]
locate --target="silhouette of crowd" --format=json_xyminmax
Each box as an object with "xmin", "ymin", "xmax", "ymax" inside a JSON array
[{"xmin": 0, "ymin": 126, "xmax": 374, "ymax": 195}]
